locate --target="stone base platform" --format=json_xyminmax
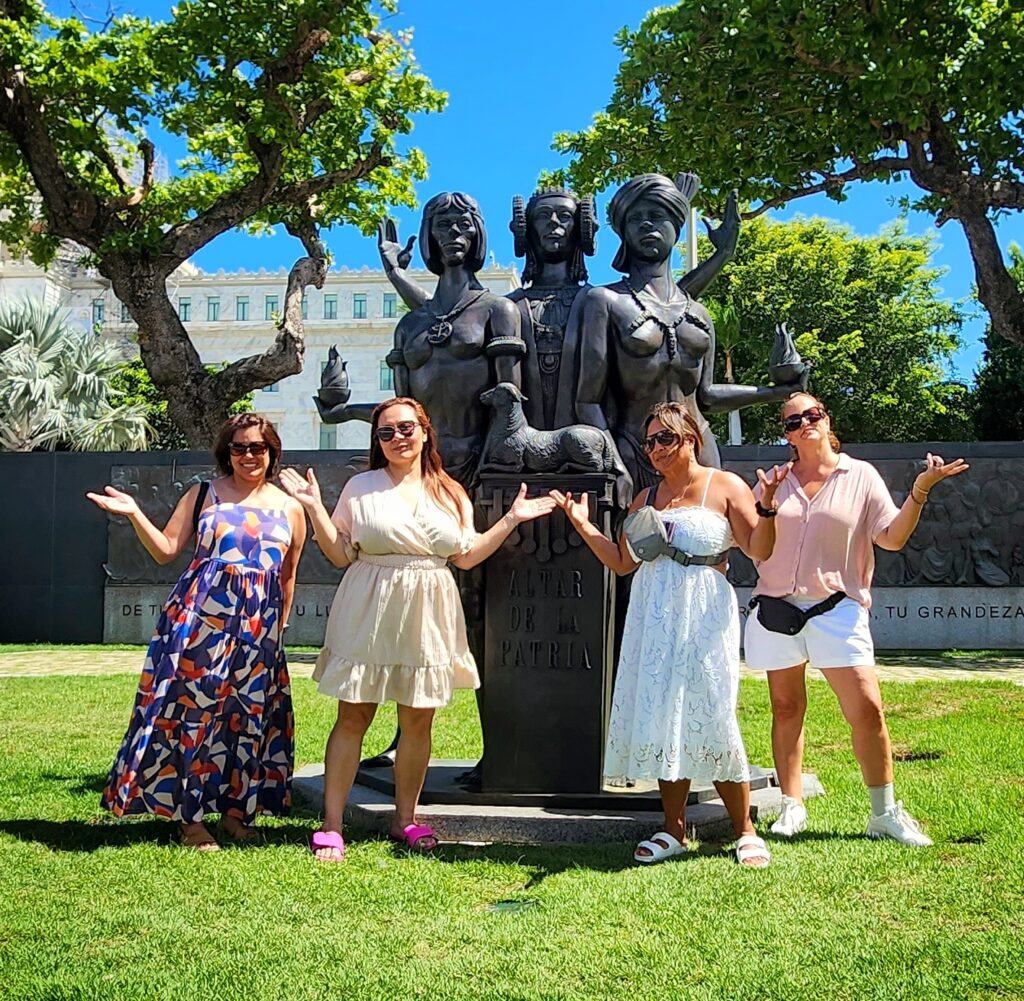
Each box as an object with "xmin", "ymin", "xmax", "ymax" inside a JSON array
[{"xmin": 293, "ymin": 760, "xmax": 825, "ymax": 845}]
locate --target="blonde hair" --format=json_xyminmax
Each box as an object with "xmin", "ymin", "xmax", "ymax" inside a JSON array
[
  {"xmin": 782, "ymin": 392, "xmax": 840, "ymax": 454},
  {"xmin": 643, "ymin": 402, "xmax": 704, "ymax": 453}
]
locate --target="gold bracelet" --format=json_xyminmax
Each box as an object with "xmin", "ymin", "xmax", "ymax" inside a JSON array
[
  {"xmin": 503, "ymin": 511, "xmax": 518, "ymax": 531},
  {"xmin": 911, "ymin": 485, "xmax": 930, "ymax": 504}
]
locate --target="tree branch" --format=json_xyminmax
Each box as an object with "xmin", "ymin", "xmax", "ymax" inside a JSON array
[
  {"xmin": 208, "ymin": 206, "xmax": 327, "ymax": 401},
  {"xmin": 0, "ymin": 64, "xmax": 108, "ymax": 249},
  {"xmin": 111, "ymin": 138, "xmax": 155, "ymax": 208},
  {"xmin": 274, "ymin": 141, "xmax": 389, "ymax": 202},
  {"xmin": 745, "ymin": 156, "xmax": 910, "ymax": 217}
]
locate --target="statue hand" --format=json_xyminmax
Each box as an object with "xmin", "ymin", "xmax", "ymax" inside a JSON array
[
  {"xmin": 280, "ymin": 467, "xmax": 323, "ymax": 510},
  {"xmin": 549, "ymin": 489, "xmax": 590, "ymax": 529},
  {"xmin": 86, "ymin": 485, "xmax": 140, "ymax": 518},
  {"xmin": 377, "ymin": 217, "xmax": 415, "ymax": 272},
  {"xmin": 703, "ymin": 189, "xmax": 740, "ymax": 256},
  {"xmin": 509, "ymin": 483, "xmax": 557, "ymax": 525},
  {"xmin": 915, "ymin": 454, "xmax": 969, "ymax": 495}
]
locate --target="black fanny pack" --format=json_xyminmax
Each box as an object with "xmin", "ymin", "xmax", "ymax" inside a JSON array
[{"xmin": 749, "ymin": 592, "xmax": 847, "ymax": 635}]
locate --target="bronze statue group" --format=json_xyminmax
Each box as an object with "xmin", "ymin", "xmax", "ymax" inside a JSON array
[{"xmin": 88, "ymin": 174, "xmax": 968, "ymax": 865}]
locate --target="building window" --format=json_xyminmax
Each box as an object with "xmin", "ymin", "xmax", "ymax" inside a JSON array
[
  {"xmin": 265, "ymin": 295, "xmax": 278, "ymax": 320},
  {"xmin": 383, "ymin": 292, "xmax": 397, "ymax": 319},
  {"xmin": 319, "ymin": 424, "xmax": 337, "ymax": 450},
  {"xmin": 379, "ymin": 360, "xmax": 394, "ymax": 392},
  {"xmin": 236, "ymin": 296, "xmax": 249, "ymax": 321},
  {"xmin": 92, "ymin": 298, "xmax": 105, "ymax": 325},
  {"xmin": 323, "ymin": 294, "xmax": 338, "ymax": 320},
  {"xmin": 179, "ymin": 298, "xmax": 191, "ymax": 322},
  {"xmin": 301, "ymin": 295, "xmax": 308, "ymax": 320},
  {"xmin": 261, "ymin": 383, "xmax": 279, "ymax": 393},
  {"xmin": 353, "ymin": 293, "xmax": 367, "ymax": 319},
  {"xmin": 207, "ymin": 297, "xmax": 220, "ymax": 322},
  {"xmin": 120, "ymin": 303, "xmax": 131, "ymax": 323}
]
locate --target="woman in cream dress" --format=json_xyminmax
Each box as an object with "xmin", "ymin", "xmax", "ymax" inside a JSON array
[{"xmin": 282, "ymin": 397, "xmax": 554, "ymax": 861}]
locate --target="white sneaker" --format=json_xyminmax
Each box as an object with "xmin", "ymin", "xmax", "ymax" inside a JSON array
[
  {"xmin": 770, "ymin": 795, "xmax": 807, "ymax": 838},
  {"xmin": 866, "ymin": 802, "xmax": 933, "ymax": 847}
]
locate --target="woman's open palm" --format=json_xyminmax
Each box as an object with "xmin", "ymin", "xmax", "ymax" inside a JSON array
[
  {"xmin": 548, "ymin": 489, "xmax": 590, "ymax": 529},
  {"xmin": 86, "ymin": 485, "xmax": 139, "ymax": 517},
  {"xmin": 280, "ymin": 467, "xmax": 323, "ymax": 509},
  {"xmin": 509, "ymin": 483, "xmax": 556, "ymax": 524}
]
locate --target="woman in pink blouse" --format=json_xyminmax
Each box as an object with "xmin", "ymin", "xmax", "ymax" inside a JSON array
[{"xmin": 745, "ymin": 392, "xmax": 967, "ymax": 846}]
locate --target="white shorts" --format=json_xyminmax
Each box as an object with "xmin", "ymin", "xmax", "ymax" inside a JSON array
[{"xmin": 743, "ymin": 596, "xmax": 875, "ymax": 671}]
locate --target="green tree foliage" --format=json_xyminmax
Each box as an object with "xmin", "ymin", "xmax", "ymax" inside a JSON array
[
  {"xmin": 0, "ymin": 0, "xmax": 444, "ymax": 445},
  {"xmin": 555, "ymin": 1, "xmax": 1024, "ymax": 346},
  {"xmin": 0, "ymin": 298, "xmax": 150, "ymax": 451},
  {"xmin": 698, "ymin": 216, "xmax": 975, "ymax": 445},
  {"xmin": 109, "ymin": 358, "xmax": 254, "ymax": 450},
  {"xmin": 974, "ymin": 244, "xmax": 1024, "ymax": 440}
]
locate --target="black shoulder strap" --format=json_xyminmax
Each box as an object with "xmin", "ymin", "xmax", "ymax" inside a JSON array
[
  {"xmin": 191, "ymin": 480, "xmax": 210, "ymax": 534},
  {"xmin": 646, "ymin": 484, "xmax": 658, "ymax": 507}
]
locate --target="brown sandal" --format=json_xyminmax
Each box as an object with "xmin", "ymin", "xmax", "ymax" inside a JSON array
[{"xmin": 179, "ymin": 823, "xmax": 220, "ymax": 852}]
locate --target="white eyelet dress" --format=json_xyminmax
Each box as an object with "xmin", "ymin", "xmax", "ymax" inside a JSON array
[
  {"xmin": 604, "ymin": 472, "xmax": 751, "ymax": 784},
  {"xmin": 314, "ymin": 469, "xmax": 480, "ymax": 708}
]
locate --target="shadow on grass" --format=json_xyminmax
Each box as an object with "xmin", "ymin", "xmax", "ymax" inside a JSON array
[
  {"xmin": 40, "ymin": 772, "xmax": 108, "ymax": 796},
  {"xmin": 0, "ymin": 816, "xmax": 384, "ymax": 853}
]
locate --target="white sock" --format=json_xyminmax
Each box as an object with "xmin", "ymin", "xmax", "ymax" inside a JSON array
[{"xmin": 869, "ymin": 783, "xmax": 896, "ymax": 817}]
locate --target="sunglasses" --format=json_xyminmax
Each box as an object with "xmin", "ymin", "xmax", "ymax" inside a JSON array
[
  {"xmin": 229, "ymin": 441, "xmax": 269, "ymax": 457},
  {"xmin": 641, "ymin": 430, "xmax": 681, "ymax": 453},
  {"xmin": 782, "ymin": 408, "xmax": 827, "ymax": 433},
  {"xmin": 375, "ymin": 420, "xmax": 421, "ymax": 442}
]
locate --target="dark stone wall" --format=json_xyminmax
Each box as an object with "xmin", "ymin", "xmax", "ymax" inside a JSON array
[
  {"xmin": 0, "ymin": 450, "xmax": 363, "ymax": 643},
  {"xmin": 0, "ymin": 441, "xmax": 1019, "ymax": 644}
]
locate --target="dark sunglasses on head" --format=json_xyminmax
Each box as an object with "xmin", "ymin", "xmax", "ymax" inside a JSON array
[
  {"xmin": 641, "ymin": 429, "xmax": 681, "ymax": 453},
  {"xmin": 375, "ymin": 420, "xmax": 421, "ymax": 442},
  {"xmin": 229, "ymin": 441, "xmax": 269, "ymax": 457},
  {"xmin": 782, "ymin": 408, "xmax": 827, "ymax": 433}
]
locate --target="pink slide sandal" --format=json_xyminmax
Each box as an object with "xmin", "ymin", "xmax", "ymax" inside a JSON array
[
  {"xmin": 392, "ymin": 823, "xmax": 438, "ymax": 853},
  {"xmin": 310, "ymin": 830, "xmax": 345, "ymax": 862}
]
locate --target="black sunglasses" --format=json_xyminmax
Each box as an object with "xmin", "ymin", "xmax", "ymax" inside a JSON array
[
  {"xmin": 376, "ymin": 420, "xmax": 421, "ymax": 442},
  {"xmin": 782, "ymin": 408, "xmax": 827, "ymax": 433},
  {"xmin": 229, "ymin": 441, "xmax": 269, "ymax": 457},
  {"xmin": 641, "ymin": 429, "xmax": 680, "ymax": 453}
]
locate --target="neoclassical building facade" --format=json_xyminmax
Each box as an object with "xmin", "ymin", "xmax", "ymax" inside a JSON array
[{"xmin": 0, "ymin": 244, "xmax": 520, "ymax": 450}]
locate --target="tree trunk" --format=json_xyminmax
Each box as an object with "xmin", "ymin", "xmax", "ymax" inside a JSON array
[
  {"xmin": 955, "ymin": 206, "xmax": 1024, "ymax": 347},
  {"xmin": 100, "ymin": 245, "xmax": 322, "ymax": 448}
]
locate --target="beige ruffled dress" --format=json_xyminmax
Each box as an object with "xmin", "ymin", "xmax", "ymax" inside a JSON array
[{"xmin": 313, "ymin": 469, "xmax": 480, "ymax": 708}]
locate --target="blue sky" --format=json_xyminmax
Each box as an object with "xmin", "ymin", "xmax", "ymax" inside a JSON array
[{"xmin": 55, "ymin": 0, "xmax": 1024, "ymax": 380}]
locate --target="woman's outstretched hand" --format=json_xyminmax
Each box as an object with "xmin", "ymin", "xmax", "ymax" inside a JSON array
[
  {"xmin": 280, "ymin": 468, "xmax": 323, "ymax": 510},
  {"xmin": 509, "ymin": 483, "xmax": 557, "ymax": 525},
  {"xmin": 548, "ymin": 489, "xmax": 590, "ymax": 530},
  {"xmin": 755, "ymin": 462, "xmax": 793, "ymax": 508},
  {"xmin": 915, "ymin": 453, "xmax": 969, "ymax": 494},
  {"xmin": 86, "ymin": 485, "xmax": 140, "ymax": 518}
]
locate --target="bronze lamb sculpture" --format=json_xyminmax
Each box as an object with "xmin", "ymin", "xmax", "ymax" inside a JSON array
[{"xmin": 480, "ymin": 382, "xmax": 615, "ymax": 473}]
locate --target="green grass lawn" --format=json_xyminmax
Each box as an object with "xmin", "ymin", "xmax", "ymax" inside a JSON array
[{"xmin": 1, "ymin": 669, "xmax": 1022, "ymax": 1001}]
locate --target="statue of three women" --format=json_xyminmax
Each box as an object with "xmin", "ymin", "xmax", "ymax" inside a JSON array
[{"xmin": 371, "ymin": 171, "xmax": 808, "ymax": 499}]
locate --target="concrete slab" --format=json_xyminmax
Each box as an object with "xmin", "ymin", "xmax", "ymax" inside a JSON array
[{"xmin": 293, "ymin": 762, "xmax": 825, "ymax": 845}]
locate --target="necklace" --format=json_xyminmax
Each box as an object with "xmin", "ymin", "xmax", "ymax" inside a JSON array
[
  {"xmin": 424, "ymin": 287, "xmax": 488, "ymax": 345},
  {"xmin": 622, "ymin": 278, "xmax": 713, "ymax": 360}
]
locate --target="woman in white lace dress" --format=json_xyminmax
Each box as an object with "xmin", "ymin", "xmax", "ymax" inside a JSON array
[{"xmin": 552, "ymin": 402, "xmax": 788, "ymax": 867}]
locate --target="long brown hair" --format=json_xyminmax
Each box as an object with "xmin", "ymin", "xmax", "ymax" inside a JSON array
[
  {"xmin": 369, "ymin": 398, "xmax": 468, "ymax": 526},
  {"xmin": 213, "ymin": 413, "xmax": 282, "ymax": 477},
  {"xmin": 782, "ymin": 392, "xmax": 841, "ymax": 454}
]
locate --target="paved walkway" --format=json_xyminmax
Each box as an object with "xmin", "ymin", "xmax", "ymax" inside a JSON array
[{"xmin": 1, "ymin": 647, "xmax": 1021, "ymax": 684}]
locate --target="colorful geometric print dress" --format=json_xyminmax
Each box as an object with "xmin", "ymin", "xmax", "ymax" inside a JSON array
[{"xmin": 102, "ymin": 482, "xmax": 294, "ymax": 824}]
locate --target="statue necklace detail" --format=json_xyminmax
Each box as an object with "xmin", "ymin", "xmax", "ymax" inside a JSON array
[
  {"xmin": 424, "ymin": 287, "xmax": 488, "ymax": 345},
  {"xmin": 622, "ymin": 277, "xmax": 712, "ymax": 360}
]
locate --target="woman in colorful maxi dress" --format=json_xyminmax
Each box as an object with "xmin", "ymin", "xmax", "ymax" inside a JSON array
[
  {"xmin": 281, "ymin": 397, "xmax": 555, "ymax": 862},
  {"xmin": 87, "ymin": 413, "xmax": 306, "ymax": 851},
  {"xmin": 551, "ymin": 402, "xmax": 789, "ymax": 867}
]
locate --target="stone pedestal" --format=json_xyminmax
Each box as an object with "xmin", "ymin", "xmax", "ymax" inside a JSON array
[{"xmin": 476, "ymin": 473, "xmax": 619, "ymax": 795}]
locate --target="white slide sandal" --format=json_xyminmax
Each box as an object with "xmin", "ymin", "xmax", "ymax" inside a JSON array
[
  {"xmin": 735, "ymin": 833, "xmax": 772, "ymax": 869},
  {"xmin": 634, "ymin": 831, "xmax": 689, "ymax": 864}
]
